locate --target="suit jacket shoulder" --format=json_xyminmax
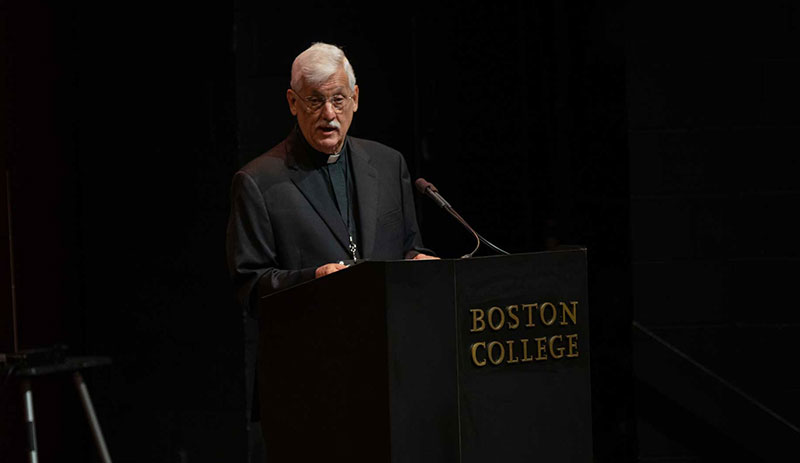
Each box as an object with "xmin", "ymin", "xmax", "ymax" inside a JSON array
[
  {"xmin": 348, "ymin": 136, "xmax": 405, "ymax": 166},
  {"xmin": 237, "ymin": 137, "xmax": 293, "ymax": 191}
]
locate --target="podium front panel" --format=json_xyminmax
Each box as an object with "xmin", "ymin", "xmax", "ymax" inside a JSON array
[{"xmin": 454, "ymin": 250, "xmax": 593, "ymax": 463}]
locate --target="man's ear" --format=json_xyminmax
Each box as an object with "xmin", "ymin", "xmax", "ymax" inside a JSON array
[
  {"xmin": 287, "ymin": 89, "xmax": 298, "ymax": 116},
  {"xmin": 352, "ymin": 85, "xmax": 359, "ymax": 112}
]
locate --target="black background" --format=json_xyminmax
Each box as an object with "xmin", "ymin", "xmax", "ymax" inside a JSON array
[{"xmin": 2, "ymin": 0, "xmax": 798, "ymax": 462}]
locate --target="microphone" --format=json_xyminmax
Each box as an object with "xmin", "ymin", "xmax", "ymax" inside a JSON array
[
  {"xmin": 414, "ymin": 178, "xmax": 510, "ymax": 258},
  {"xmin": 414, "ymin": 178, "xmax": 451, "ymax": 209}
]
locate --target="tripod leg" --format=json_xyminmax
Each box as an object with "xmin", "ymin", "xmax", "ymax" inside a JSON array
[
  {"xmin": 20, "ymin": 379, "xmax": 39, "ymax": 463},
  {"xmin": 73, "ymin": 371, "xmax": 113, "ymax": 463}
]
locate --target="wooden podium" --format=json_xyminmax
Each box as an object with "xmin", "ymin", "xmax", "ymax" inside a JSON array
[{"xmin": 257, "ymin": 249, "xmax": 593, "ymax": 462}]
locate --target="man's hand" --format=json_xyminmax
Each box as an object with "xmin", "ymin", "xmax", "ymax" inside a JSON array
[
  {"xmin": 412, "ymin": 253, "xmax": 439, "ymax": 260},
  {"xmin": 315, "ymin": 262, "xmax": 348, "ymax": 278}
]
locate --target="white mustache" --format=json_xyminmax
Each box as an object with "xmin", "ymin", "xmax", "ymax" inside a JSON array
[{"xmin": 320, "ymin": 120, "xmax": 340, "ymax": 129}]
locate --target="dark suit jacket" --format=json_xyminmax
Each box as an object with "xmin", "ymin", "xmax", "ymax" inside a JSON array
[{"xmin": 226, "ymin": 129, "xmax": 429, "ymax": 315}]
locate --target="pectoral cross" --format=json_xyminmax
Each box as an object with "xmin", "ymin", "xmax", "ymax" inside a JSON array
[{"xmin": 349, "ymin": 235, "xmax": 358, "ymax": 262}]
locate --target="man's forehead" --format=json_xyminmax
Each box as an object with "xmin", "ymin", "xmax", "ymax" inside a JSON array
[
  {"xmin": 307, "ymin": 86, "xmax": 348, "ymax": 97},
  {"xmin": 303, "ymin": 69, "xmax": 349, "ymax": 93}
]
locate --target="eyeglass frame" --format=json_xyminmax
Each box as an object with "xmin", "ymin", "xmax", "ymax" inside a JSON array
[{"xmin": 289, "ymin": 87, "xmax": 356, "ymax": 114}]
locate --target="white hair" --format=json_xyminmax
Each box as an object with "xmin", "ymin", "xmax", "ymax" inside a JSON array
[{"xmin": 290, "ymin": 42, "xmax": 356, "ymax": 92}]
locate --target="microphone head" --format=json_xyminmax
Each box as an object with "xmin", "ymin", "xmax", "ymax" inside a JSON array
[{"xmin": 414, "ymin": 178, "xmax": 437, "ymax": 194}]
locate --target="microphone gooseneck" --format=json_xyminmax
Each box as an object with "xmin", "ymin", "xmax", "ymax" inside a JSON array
[{"xmin": 414, "ymin": 178, "xmax": 510, "ymax": 258}]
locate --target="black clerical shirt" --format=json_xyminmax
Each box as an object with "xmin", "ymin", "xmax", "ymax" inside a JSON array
[{"xmin": 323, "ymin": 141, "xmax": 359, "ymax": 257}]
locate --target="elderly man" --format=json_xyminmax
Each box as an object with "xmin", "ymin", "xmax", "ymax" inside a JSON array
[
  {"xmin": 226, "ymin": 42, "xmax": 435, "ymax": 313},
  {"xmin": 226, "ymin": 42, "xmax": 435, "ymax": 459}
]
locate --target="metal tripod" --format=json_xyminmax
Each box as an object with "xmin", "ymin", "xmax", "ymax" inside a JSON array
[{"xmin": 15, "ymin": 356, "xmax": 113, "ymax": 463}]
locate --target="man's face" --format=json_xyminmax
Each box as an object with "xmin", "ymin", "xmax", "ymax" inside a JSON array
[{"xmin": 287, "ymin": 67, "xmax": 359, "ymax": 154}]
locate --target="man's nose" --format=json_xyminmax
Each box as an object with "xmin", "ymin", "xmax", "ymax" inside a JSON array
[{"xmin": 320, "ymin": 101, "xmax": 337, "ymax": 119}]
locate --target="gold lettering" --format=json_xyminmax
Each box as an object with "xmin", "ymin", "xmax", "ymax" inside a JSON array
[
  {"xmin": 520, "ymin": 338, "xmax": 534, "ymax": 362},
  {"xmin": 523, "ymin": 303, "xmax": 537, "ymax": 327},
  {"xmin": 470, "ymin": 342, "xmax": 487, "ymax": 367},
  {"xmin": 540, "ymin": 302, "xmax": 557, "ymax": 326},
  {"xmin": 487, "ymin": 306, "xmax": 505, "ymax": 331},
  {"xmin": 566, "ymin": 333, "xmax": 579, "ymax": 358},
  {"xmin": 487, "ymin": 341, "xmax": 505, "ymax": 365},
  {"xmin": 560, "ymin": 301, "xmax": 578, "ymax": 325},
  {"xmin": 506, "ymin": 305, "xmax": 520, "ymax": 329},
  {"xmin": 549, "ymin": 335, "xmax": 565, "ymax": 359},
  {"xmin": 469, "ymin": 301, "xmax": 581, "ymax": 367},
  {"xmin": 470, "ymin": 309, "xmax": 486, "ymax": 333},
  {"xmin": 535, "ymin": 337, "xmax": 548, "ymax": 360},
  {"xmin": 506, "ymin": 340, "xmax": 520, "ymax": 363}
]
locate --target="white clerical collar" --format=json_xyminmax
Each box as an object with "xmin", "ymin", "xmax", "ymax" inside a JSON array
[{"xmin": 326, "ymin": 140, "xmax": 347, "ymax": 164}]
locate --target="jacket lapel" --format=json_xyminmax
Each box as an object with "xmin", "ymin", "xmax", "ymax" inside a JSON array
[
  {"xmin": 286, "ymin": 134, "xmax": 351, "ymax": 253},
  {"xmin": 349, "ymin": 139, "xmax": 378, "ymax": 258}
]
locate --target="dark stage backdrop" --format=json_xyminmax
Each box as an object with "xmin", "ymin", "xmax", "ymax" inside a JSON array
[
  {"xmin": 1, "ymin": 1, "xmax": 244, "ymax": 461},
  {"xmin": 628, "ymin": 2, "xmax": 800, "ymax": 462},
  {"xmin": 2, "ymin": 1, "xmax": 634, "ymax": 462}
]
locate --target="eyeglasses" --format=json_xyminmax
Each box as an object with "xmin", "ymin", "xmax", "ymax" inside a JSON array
[{"xmin": 291, "ymin": 88, "xmax": 354, "ymax": 113}]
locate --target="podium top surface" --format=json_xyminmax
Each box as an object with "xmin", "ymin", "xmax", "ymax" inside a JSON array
[{"xmin": 260, "ymin": 248, "xmax": 587, "ymax": 301}]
